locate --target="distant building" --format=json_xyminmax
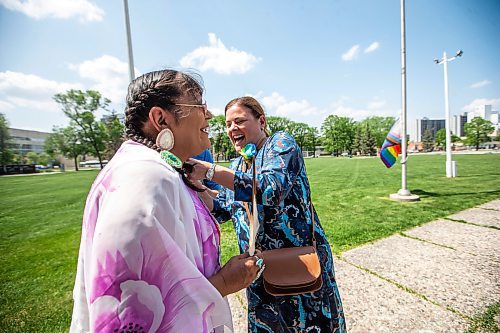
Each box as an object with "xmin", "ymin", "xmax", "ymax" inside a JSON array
[
  {"xmin": 451, "ymin": 113, "xmax": 468, "ymax": 137},
  {"xmin": 8, "ymin": 128, "xmax": 75, "ymax": 167},
  {"xmin": 467, "ymin": 105, "xmax": 493, "ymax": 123},
  {"xmin": 466, "ymin": 104, "xmax": 499, "ymax": 137},
  {"xmin": 8, "ymin": 128, "xmax": 49, "ymax": 156},
  {"xmin": 413, "ymin": 118, "xmax": 445, "ymax": 142},
  {"xmin": 410, "ymin": 104, "xmax": 499, "ymax": 144}
]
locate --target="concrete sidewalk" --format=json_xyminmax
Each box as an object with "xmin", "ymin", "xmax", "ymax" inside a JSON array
[{"xmin": 227, "ymin": 199, "xmax": 500, "ymax": 332}]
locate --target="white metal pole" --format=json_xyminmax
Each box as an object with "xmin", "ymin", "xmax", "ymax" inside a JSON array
[
  {"xmin": 443, "ymin": 52, "xmax": 453, "ymax": 178},
  {"xmin": 389, "ymin": 0, "xmax": 419, "ymax": 201},
  {"xmin": 398, "ymin": 0, "xmax": 410, "ymax": 195},
  {"xmin": 123, "ymin": 0, "xmax": 135, "ymax": 82}
]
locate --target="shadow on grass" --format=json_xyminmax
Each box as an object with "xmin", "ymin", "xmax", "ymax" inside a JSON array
[
  {"xmin": 454, "ymin": 173, "xmax": 500, "ymax": 178},
  {"xmin": 411, "ymin": 189, "xmax": 500, "ymax": 198}
]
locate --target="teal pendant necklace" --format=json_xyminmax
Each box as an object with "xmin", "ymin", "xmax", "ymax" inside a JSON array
[{"xmin": 160, "ymin": 150, "xmax": 182, "ymax": 168}]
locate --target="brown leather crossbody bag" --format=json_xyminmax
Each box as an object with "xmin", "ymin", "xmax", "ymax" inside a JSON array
[{"xmin": 242, "ymin": 157, "xmax": 323, "ymax": 296}]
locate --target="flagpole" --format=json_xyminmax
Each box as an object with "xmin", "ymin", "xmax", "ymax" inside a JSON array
[
  {"xmin": 400, "ymin": 0, "xmax": 409, "ymax": 195},
  {"xmin": 390, "ymin": 0, "xmax": 419, "ymax": 201},
  {"xmin": 123, "ymin": 0, "xmax": 135, "ymax": 82}
]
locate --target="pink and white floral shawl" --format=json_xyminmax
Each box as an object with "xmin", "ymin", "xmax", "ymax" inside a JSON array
[{"xmin": 70, "ymin": 140, "xmax": 233, "ymax": 333}]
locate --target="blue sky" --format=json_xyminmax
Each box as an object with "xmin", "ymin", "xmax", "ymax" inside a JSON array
[{"xmin": 0, "ymin": 0, "xmax": 499, "ymax": 133}]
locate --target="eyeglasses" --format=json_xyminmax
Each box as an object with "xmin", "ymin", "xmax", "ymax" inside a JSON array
[
  {"xmin": 173, "ymin": 102, "xmax": 207, "ymax": 108},
  {"xmin": 172, "ymin": 101, "xmax": 209, "ymax": 115}
]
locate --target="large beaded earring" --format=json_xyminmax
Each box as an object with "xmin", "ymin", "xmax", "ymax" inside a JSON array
[{"xmin": 156, "ymin": 128, "xmax": 175, "ymax": 151}]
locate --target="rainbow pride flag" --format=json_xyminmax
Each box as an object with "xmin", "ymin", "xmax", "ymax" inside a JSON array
[{"xmin": 380, "ymin": 118, "xmax": 402, "ymax": 168}]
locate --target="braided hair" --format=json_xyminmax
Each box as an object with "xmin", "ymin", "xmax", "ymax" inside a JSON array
[{"xmin": 124, "ymin": 69, "xmax": 205, "ymax": 192}]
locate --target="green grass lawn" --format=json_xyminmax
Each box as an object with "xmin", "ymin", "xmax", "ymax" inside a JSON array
[{"xmin": 1, "ymin": 154, "xmax": 499, "ymax": 332}]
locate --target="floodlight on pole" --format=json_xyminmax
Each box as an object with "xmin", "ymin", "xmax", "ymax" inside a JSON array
[
  {"xmin": 435, "ymin": 50, "xmax": 462, "ymax": 178},
  {"xmin": 123, "ymin": 0, "xmax": 135, "ymax": 82}
]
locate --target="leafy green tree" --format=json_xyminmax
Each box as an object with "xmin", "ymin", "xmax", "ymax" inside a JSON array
[
  {"xmin": 359, "ymin": 116, "xmax": 396, "ymax": 148},
  {"xmin": 434, "ymin": 128, "xmax": 460, "ymax": 148},
  {"xmin": 26, "ymin": 152, "xmax": 39, "ymax": 165},
  {"xmin": 422, "ymin": 129, "xmax": 434, "ymax": 152},
  {"xmin": 464, "ymin": 117, "xmax": 495, "ymax": 151},
  {"xmin": 267, "ymin": 116, "xmax": 293, "ymax": 134},
  {"xmin": 45, "ymin": 125, "xmax": 87, "ymax": 171},
  {"xmin": 209, "ymin": 115, "xmax": 234, "ymax": 161},
  {"xmin": 102, "ymin": 111, "xmax": 125, "ymax": 160},
  {"xmin": 360, "ymin": 123, "xmax": 377, "ymax": 155},
  {"xmin": 54, "ymin": 89, "xmax": 110, "ymax": 169},
  {"xmin": 305, "ymin": 126, "xmax": 319, "ymax": 157},
  {"xmin": 38, "ymin": 152, "xmax": 50, "ymax": 166},
  {"xmin": 11, "ymin": 154, "xmax": 22, "ymax": 164},
  {"xmin": 321, "ymin": 115, "xmax": 355, "ymax": 155},
  {"xmin": 352, "ymin": 125, "xmax": 362, "ymax": 155},
  {"xmin": 45, "ymin": 130, "xmax": 62, "ymax": 159},
  {"xmin": 0, "ymin": 113, "xmax": 13, "ymax": 165},
  {"xmin": 288, "ymin": 122, "xmax": 309, "ymax": 152}
]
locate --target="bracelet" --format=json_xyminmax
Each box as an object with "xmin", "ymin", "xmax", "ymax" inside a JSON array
[{"xmin": 206, "ymin": 163, "xmax": 216, "ymax": 181}]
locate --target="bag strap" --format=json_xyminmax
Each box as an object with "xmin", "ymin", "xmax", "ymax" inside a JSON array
[
  {"xmin": 242, "ymin": 157, "xmax": 256, "ymax": 229},
  {"xmin": 241, "ymin": 156, "xmax": 317, "ymax": 249}
]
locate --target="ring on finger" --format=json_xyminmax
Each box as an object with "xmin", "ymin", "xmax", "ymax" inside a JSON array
[
  {"xmin": 255, "ymin": 258, "xmax": 264, "ymax": 268},
  {"xmin": 252, "ymin": 255, "xmax": 264, "ymax": 268}
]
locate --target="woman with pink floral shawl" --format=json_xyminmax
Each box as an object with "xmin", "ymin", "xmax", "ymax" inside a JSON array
[{"xmin": 70, "ymin": 70, "xmax": 261, "ymax": 333}]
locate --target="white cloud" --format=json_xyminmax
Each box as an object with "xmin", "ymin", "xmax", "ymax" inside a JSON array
[
  {"xmin": 261, "ymin": 92, "xmax": 287, "ymax": 110},
  {"xmin": 68, "ymin": 55, "xmax": 133, "ymax": 104},
  {"xmin": 469, "ymin": 80, "xmax": 491, "ymax": 89},
  {"xmin": 367, "ymin": 99, "xmax": 386, "ymax": 110},
  {"xmin": 180, "ymin": 33, "xmax": 261, "ymax": 75},
  {"xmin": 341, "ymin": 45, "xmax": 360, "ymax": 61},
  {"xmin": 255, "ymin": 92, "xmax": 328, "ymax": 128},
  {"xmin": 5, "ymin": 96, "xmax": 60, "ymax": 111},
  {"xmin": 0, "ymin": 56, "xmax": 131, "ymax": 112},
  {"xmin": 364, "ymin": 41, "xmax": 380, "ymax": 53},
  {"xmin": 0, "ymin": 100, "xmax": 14, "ymax": 112},
  {"xmin": 239, "ymin": 93, "xmax": 397, "ymax": 129},
  {"xmin": 0, "ymin": 0, "xmax": 105, "ymax": 23},
  {"xmin": 329, "ymin": 97, "xmax": 395, "ymax": 120},
  {"xmin": 462, "ymin": 98, "xmax": 500, "ymax": 113},
  {"xmin": 0, "ymin": 71, "xmax": 82, "ymax": 114},
  {"xmin": 261, "ymin": 92, "xmax": 324, "ymax": 118},
  {"xmin": 0, "ymin": 71, "xmax": 78, "ymax": 95},
  {"xmin": 209, "ymin": 107, "xmax": 224, "ymax": 116},
  {"xmin": 0, "ymin": 58, "xmax": 132, "ymax": 131},
  {"xmin": 275, "ymin": 100, "xmax": 321, "ymax": 118}
]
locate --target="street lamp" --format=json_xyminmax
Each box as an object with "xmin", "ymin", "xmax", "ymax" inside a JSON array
[{"xmin": 434, "ymin": 50, "xmax": 463, "ymax": 178}]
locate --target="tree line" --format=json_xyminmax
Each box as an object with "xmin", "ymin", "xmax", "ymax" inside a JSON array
[
  {"xmin": 421, "ymin": 117, "xmax": 496, "ymax": 152},
  {"xmin": 0, "ymin": 89, "xmax": 497, "ymax": 169},
  {"xmin": 208, "ymin": 114, "xmax": 397, "ymax": 161},
  {"xmin": 0, "ymin": 90, "xmax": 124, "ymax": 170}
]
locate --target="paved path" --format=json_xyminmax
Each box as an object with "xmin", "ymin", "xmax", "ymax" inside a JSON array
[{"xmin": 227, "ymin": 199, "xmax": 500, "ymax": 332}]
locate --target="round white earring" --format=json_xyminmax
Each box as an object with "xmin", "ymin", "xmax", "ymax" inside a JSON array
[{"xmin": 156, "ymin": 128, "xmax": 175, "ymax": 151}]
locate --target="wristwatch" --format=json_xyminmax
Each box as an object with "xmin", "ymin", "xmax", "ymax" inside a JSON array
[{"xmin": 206, "ymin": 163, "xmax": 216, "ymax": 181}]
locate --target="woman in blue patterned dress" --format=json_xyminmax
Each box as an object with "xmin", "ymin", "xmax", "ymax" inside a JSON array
[{"xmin": 188, "ymin": 96, "xmax": 346, "ymax": 332}]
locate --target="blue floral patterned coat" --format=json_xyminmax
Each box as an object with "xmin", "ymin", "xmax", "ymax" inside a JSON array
[{"xmin": 213, "ymin": 132, "xmax": 346, "ymax": 332}]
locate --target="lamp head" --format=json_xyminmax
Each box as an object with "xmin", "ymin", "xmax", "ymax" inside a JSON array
[
  {"xmin": 434, "ymin": 58, "xmax": 440, "ymax": 64},
  {"xmin": 456, "ymin": 50, "xmax": 463, "ymax": 57}
]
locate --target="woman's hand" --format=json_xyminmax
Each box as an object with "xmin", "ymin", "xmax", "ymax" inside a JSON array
[
  {"xmin": 209, "ymin": 252, "xmax": 264, "ymax": 297},
  {"xmin": 185, "ymin": 158, "xmax": 211, "ymax": 181},
  {"xmin": 186, "ymin": 158, "xmax": 237, "ymax": 191}
]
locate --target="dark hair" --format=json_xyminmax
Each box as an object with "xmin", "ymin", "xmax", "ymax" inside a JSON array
[
  {"xmin": 225, "ymin": 96, "xmax": 270, "ymax": 136},
  {"xmin": 124, "ymin": 69, "xmax": 205, "ymax": 191}
]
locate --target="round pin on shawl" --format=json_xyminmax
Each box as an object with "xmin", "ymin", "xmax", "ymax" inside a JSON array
[{"xmin": 160, "ymin": 150, "xmax": 182, "ymax": 168}]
